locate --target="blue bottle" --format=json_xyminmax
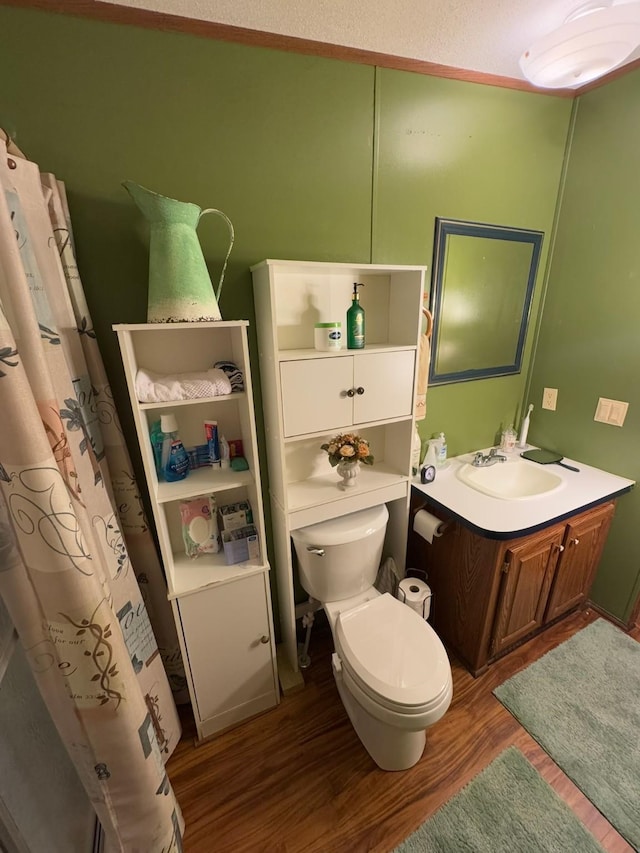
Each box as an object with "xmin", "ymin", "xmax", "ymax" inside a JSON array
[{"xmin": 159, "ymin": 414, "xmax": 189, "ymax": 482}]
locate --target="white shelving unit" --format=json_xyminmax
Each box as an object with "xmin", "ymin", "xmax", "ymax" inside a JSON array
[
  {"xmin": 114, "ymin": 321, "xmax": 279, "ymax": 740},
  {"xmin": 251, "ymin": 260, "xmax": 426, "ymax": 676}
]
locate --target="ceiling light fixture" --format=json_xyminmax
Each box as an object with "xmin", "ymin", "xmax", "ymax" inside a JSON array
[{"xmin": 520, "ymin": 1, "xmax": 640, "ymax": 89}]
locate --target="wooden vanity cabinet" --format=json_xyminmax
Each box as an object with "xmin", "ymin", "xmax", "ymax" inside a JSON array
[
  {"xmin": 408, "ymin": 494, "xmax": 616, "ymax": 675},
  {"xmin": 490, "ymin": 524, "xmax": 565, "ymax": 658},
  {"xmin": 544, "ymin": 503, "xmax": 615, "ymax": 622}
]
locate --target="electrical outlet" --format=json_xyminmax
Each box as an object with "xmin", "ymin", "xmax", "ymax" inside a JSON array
[{"xmin": 542, "ymin": 387, "xmax": 558, "ymax": 411}]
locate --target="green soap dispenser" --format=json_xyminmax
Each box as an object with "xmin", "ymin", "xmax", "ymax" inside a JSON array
[{"xmin": 347, "ymin": 282, "xmax": 365, "ymax": 349}]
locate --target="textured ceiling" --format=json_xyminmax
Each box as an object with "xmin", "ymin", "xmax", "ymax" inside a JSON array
[{"xmin": 99, "ymin": 0, "xmax": 640, "ymax": 84}]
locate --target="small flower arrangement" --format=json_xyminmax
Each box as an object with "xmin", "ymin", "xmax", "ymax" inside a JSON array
[{"xmin": 321, "ymin": 433, "xmax": 374, "ymax": 467}]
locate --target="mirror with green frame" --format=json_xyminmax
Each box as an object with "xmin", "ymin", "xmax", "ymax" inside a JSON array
[{"xmin": 428, "ymin": 218, "xmax": 543, "ymax": 385}]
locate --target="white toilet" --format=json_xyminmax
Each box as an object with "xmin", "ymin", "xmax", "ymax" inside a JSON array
[{"xmin": 291, "ymin": 504, "xmax": 453, "ymax": 771}]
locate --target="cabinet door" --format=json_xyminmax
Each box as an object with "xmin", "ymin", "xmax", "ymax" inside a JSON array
[
  {"xmin": 280, "ymin": 350, "xmax": 414, "ymax": 436},
  {"xmin": 353, "ymin": 350, "xmax": 415, "ymax": 424},
  {"xmin": 177, "ymin": 573, "xmax": 277, "ymax": 734},
  {"xmin": 545, "ymin": 503, "xmax": 615, "ymax": 623},
  {"xmin": 280, "ymin": 357, "xmax": 353, "ymax": 436},
  {"xmin": 491, "ymin": 525, "xmax": 565, "ymax": 657}
]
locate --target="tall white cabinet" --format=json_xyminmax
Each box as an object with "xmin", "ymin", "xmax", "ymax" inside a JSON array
[
  {"xmin": 251, "ymin": 260, "xmax": 426, "ymax": 675},
  {"xmin": 114, "ymin": 321, "xmax": 279, "ymax": 740}
]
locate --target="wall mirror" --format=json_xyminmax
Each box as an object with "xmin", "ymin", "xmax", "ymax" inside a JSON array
[{"xmin": 428, "ymin": 218, "xmax": 543, "ymax": 385}]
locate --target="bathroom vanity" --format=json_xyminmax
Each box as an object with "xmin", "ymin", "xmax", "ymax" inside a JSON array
[{"xmin": 409, "ymin": 451, "xmax": 634, "ymax": 676}]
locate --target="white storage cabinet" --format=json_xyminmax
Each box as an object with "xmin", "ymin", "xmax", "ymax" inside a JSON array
[
  {"xmin": 251, "ymin": 260, "xmax": 426, "ymax": 675},
  {"xmin": 114, "ymin": 321, "xmax": 279, "ymax": 740}
]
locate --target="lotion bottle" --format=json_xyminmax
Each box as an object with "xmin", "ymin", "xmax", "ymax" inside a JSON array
[{"xmin": 347, "ymin": 282, "xmax": 365, "ymax": 349}]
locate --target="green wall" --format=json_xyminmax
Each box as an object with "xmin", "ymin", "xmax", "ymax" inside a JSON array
[
  {"xmin": 527, "ymin": 69, "xmax": 640, "ymax": 623},
  {"xmin": 2, "ymin": 7, "xmax": 604, "ymax": 622},
  {"xmin": 373, "ymin": 69, "xmax": 571, "ymax": 452}
]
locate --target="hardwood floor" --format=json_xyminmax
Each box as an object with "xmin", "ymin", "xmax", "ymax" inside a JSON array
[{"xmin": 167, "ymin": 608, "xmax": 638, "ymax": 852}]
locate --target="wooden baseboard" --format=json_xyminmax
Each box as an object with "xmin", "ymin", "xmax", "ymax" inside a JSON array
[
  {"xmin": 585, "ymin": 600, "xmax": 634, "ymax": 632},
  {"xmin": 276, "ymin": 644, "xmax": 305, "ymax": 696}
]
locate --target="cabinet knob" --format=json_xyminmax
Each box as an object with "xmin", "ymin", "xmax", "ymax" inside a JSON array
[
  {"xmin": 356, "ymin": 386, "xmax": 365, "ymax": 395},
  {"xmin": 260, "ymin": 635, "xmax": 270, "ymax": 644},
  {"xmin": 555, "ymin": 544, "xmax": 565, "ymax": 552},
  {"xmin": 346, "ymin": 388, "xmax": 356, "ymax": 397},
  {"xmin": 571, "ymin": 538, "xmax": 580, "ymax": 546}
]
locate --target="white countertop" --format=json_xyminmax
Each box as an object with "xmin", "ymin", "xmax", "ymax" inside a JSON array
[{"xmin": 412, "ymin": 447, "xmax": 635, "ymax": 539}]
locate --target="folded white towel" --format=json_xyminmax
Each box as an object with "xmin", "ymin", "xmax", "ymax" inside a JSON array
[{"xmin": 135, "ymin": 367, "xmax": 232, "ymax": 403}]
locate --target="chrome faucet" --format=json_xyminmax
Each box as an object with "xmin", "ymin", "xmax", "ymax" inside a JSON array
[{"xmin": 472, "ymin": 448, "xmax": 507, "ymax": 467}]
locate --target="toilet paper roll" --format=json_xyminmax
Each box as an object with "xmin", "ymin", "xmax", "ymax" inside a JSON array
[
  {"xmin": 397, "ymin": 577, "xmax": 432, "ymax": 619},
  {"xmin": 413, "ymin": 509, "xmax": 446, "ymax": 544}
]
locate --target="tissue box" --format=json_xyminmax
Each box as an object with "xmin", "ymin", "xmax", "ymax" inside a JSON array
[
  {"xmin": 222, "ymin": 524, "xmax": 259, "ymax": 564},
  {"xmin": 218, "ymin": 500, "xmax": 253, "ymax": 532}
]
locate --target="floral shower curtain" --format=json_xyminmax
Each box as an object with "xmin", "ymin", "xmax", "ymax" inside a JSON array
[
  {"xmin": 41, "ymin": 170, "xmax": 188, "ymax": 704},
  {"xmin": 0, "ymin": 137, "xmax": 184, "ymax": 850}
]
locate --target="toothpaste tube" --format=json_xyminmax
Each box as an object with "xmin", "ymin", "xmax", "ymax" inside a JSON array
[{"xmin": 204, "ymin": 420, "xmax": 220, "ymax": 465}]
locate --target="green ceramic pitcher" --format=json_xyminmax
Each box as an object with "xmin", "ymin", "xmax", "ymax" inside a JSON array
[{"xmin": 123, "ymin": 181, "xmax": 234, "ymax": 323}]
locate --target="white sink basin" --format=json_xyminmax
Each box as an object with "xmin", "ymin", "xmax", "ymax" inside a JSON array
[{"xmin": 456, "ymin": 457, "xmax": 564, "ymax": 500}]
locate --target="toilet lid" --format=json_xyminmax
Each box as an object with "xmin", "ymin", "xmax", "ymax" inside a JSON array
[{"xmin": 335, "ymin": 593, "xmax": 451, "ymax": 710}]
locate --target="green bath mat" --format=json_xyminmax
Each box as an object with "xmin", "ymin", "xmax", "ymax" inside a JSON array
[
  {"xmin": 494, "ymin": 619, "xmax": 640, "ymax": 850},
  {"xmin": 394, "ymin": 747, "xmax": 603, "ymax": 852}
]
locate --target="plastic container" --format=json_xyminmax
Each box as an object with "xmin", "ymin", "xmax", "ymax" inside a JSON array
[
  {"xmin": 219, "ymin": 434, "xmax": 230, "ymax": 469},
  {"xmin": 149, "ymin": 420, "xmax": 163, "ymax": 475},
  {"xmin": 314, "ymin": 322, "xmax": 342, "ymax": 351},
  {"xmin": 411, "ymin": 425, "xmax": 423, "ymax": 477},
  {"xmin": 500, "ymin": 424, "xmax": 517, "ymax": 453},
  {"xmin": 436, "ymin": 432, "xmax": 448, "ymax": 468}
]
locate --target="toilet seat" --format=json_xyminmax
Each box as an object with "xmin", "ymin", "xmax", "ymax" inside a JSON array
[{"xmin": 335, "ymin": 593, "xmax": 451, "ymax": 715}]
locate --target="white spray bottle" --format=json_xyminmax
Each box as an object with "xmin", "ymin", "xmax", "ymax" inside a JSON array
[{"xmin": 517, "ymin": 404, "xmax": 534, "ymax": 449}]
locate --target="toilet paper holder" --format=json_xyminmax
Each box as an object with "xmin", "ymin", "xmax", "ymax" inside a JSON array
[
  {"xmin": 397, "ymin": 576, "xmax": 433, "ymax": 620},
  {"xmin": 411, "ymin": 504, "xmax": 451, "ymax": 535}
]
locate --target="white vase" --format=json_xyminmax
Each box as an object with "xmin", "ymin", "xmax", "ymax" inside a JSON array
[{"xmin": 336, "ymin": 460, "xmax": 360, "ymax": 489}]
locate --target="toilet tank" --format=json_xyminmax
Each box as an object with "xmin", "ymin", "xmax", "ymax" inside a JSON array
[{"xmin": 291, "ymin": 504, "xmax": 389, "ymax": 602}]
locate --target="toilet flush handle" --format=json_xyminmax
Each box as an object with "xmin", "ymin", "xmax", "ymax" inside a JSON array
[{"xmin": 306, "ymin": 546, "xmax": 325, "ymax": 556}]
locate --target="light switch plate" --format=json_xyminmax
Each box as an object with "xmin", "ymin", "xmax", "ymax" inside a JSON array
[
  {"xmin": 542, "ymin": 387, "xmax": 557, "ymax": 410},
  {"xmin": 594, "ymin": 397, "xmax": 629, "ymax": 426}
]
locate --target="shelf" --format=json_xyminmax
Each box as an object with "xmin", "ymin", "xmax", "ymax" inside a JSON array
[
  {"xmin": 251, "ymin": 260, "xmax": 426, "ymax": 273},
  {"xmin": 282, "ymin": 416, "xmax": 413, "ymax": 443},
  {"xmin": 139, "ymin": 392, "xmax": 246, "ymax": 411},
  {"xmin": 114, "ymin": 320, "xmax": 278, "ymax": 738},
  {"xmin": 114, "ymin": 320, "xmax": 248, "ymax": 332},
  {"xmin": 155, "ymin": 462, "xmax": 254, "ymax": 503},
  {"xmin": 252, "ymin": 259, "xmax": 426, "ymax": 674},
  {"xmin": 167, "ymin": 549, "xmax": 268, "ymax": 599},
  {"xmin": 286, "ymin": 463, "xmax": 408, "ymax": 513},
  {"xmin": 277, "ymin": 345, "xmax": 416, "ymax": 361}
]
